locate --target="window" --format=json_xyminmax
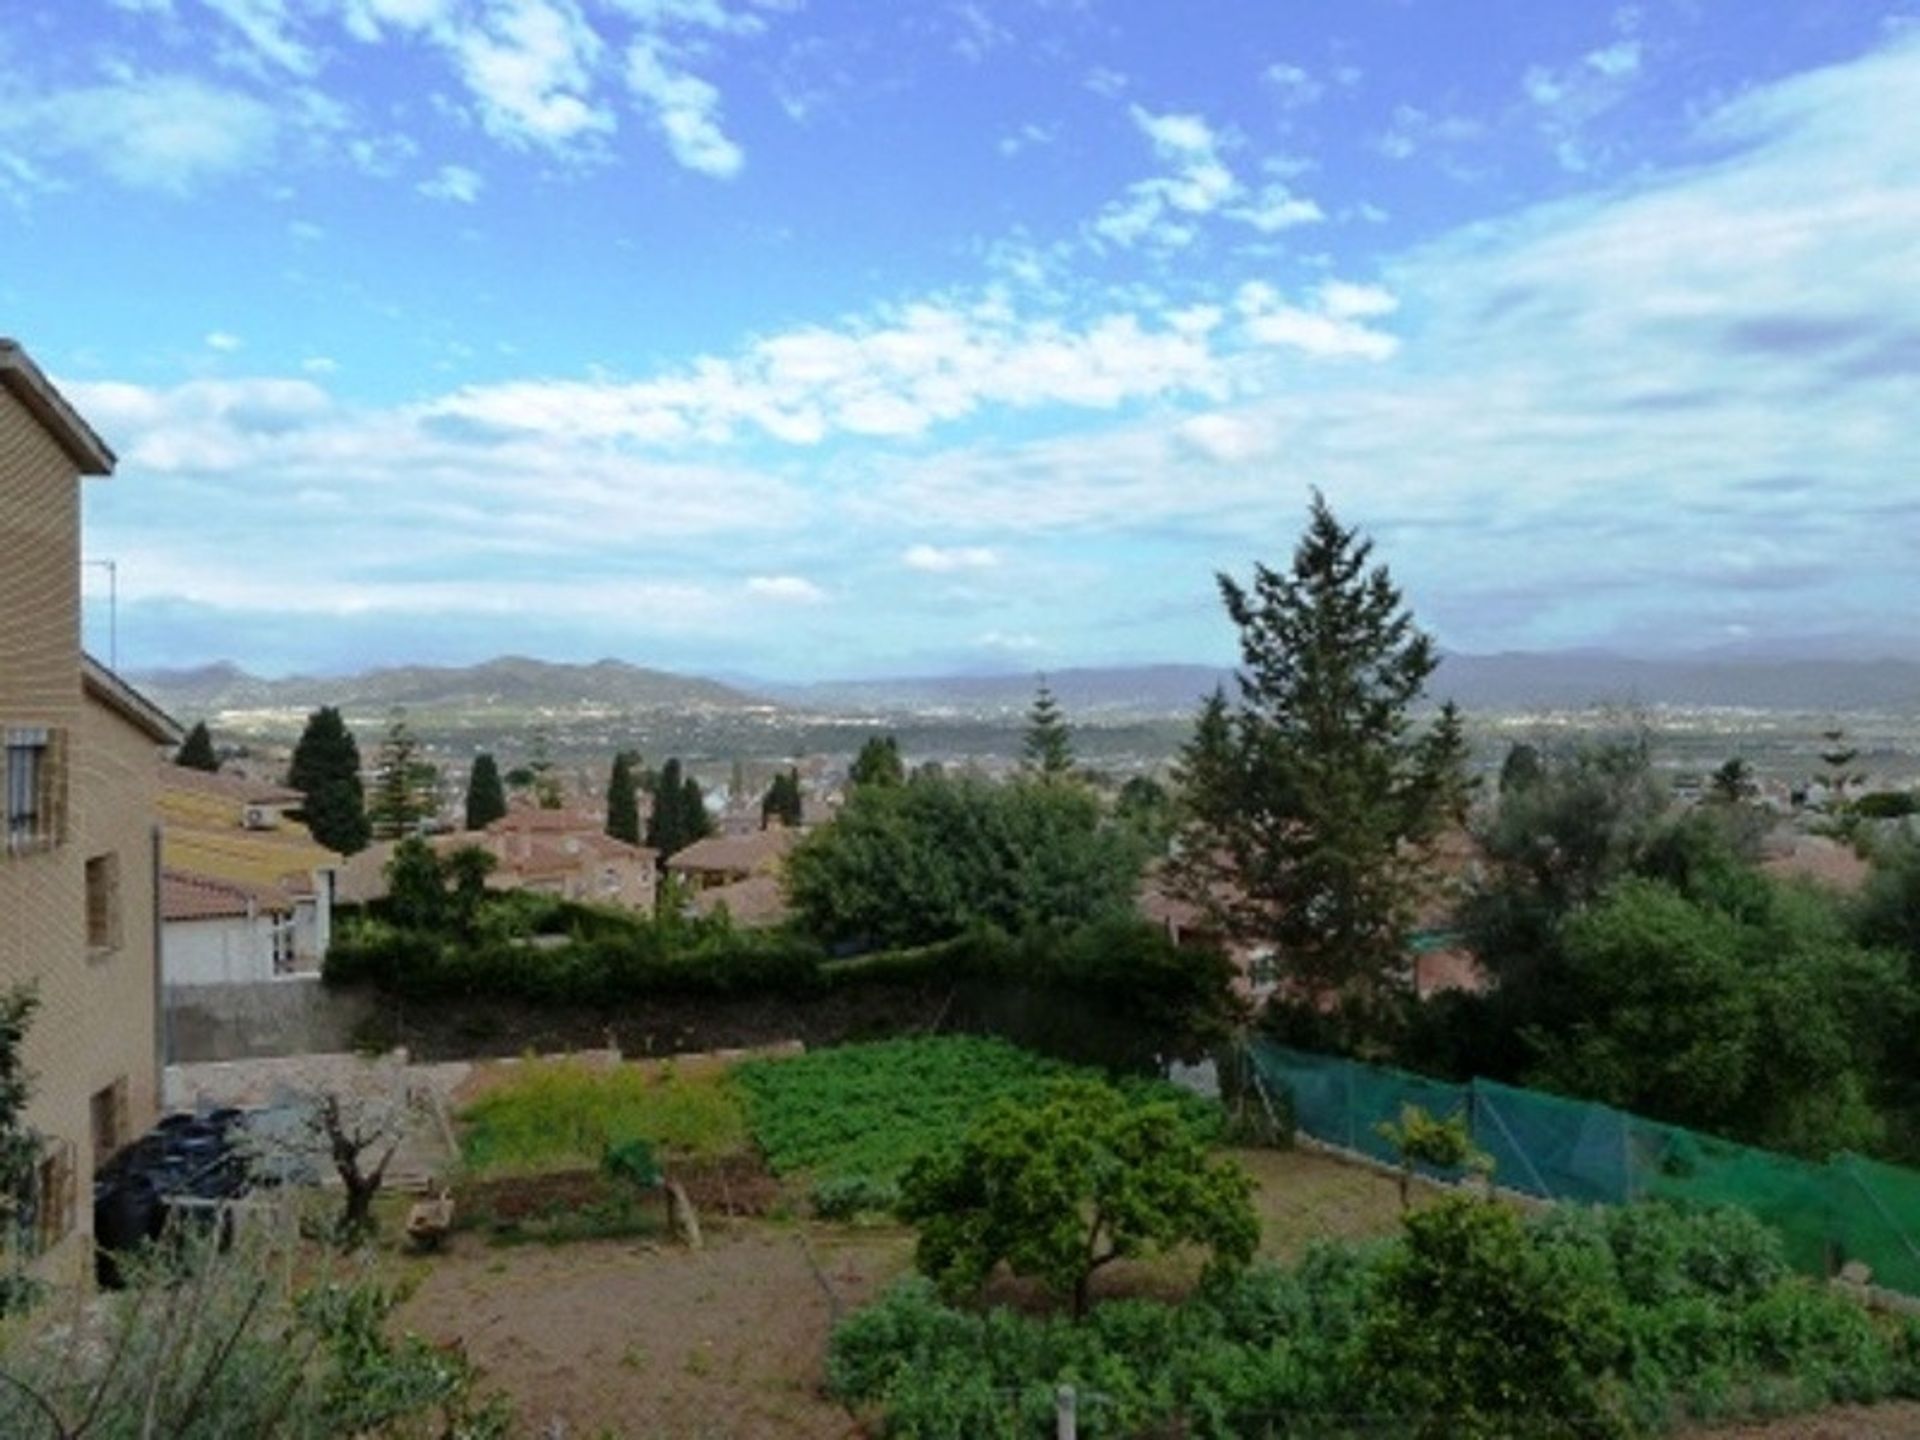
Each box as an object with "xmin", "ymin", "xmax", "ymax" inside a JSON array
[
  {"xmin": 90, "ymin": 1079, "xmax": 129, "ymax": 1171},
  {"xmin": 86, "ymin": 852, "xmax": 122, "ymax": 953},
  {"xmin": 4, "ymin": 727, "xmax": 67, "ymax": 854}
]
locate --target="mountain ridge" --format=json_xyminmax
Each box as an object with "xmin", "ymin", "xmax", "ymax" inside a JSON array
[{"xmin": 132, "ymin": 651, "xmax": 1920, "ymax": 721}]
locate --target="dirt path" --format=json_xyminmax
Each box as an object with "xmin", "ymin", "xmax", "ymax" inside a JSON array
[
  {"xmin": 397, "ymin": 1220, "xmax": 913, "ymax": 1439},
  {"xmin": 1697, "ymin": 1401, "xmax": 1920, "ymax": 1438}
]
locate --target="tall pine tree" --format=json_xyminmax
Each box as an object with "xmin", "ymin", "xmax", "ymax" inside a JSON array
[
  {"xmin": 465, "ymin": 753, "xmax": 507, "ymax": 831},
  {"xmin": 369, "ymin": 710, "xmax": 434, "ymax": 840},
  {"xmin": 1022, "ymin": 680, "xmax": 1075, "ymax": 780},
  {"xmin": 606, "ymin": 752, "xmax": 642, "ymax": 844},
  {"xmin": 1175, "ymin": 492, "xmax": 1468, "ymax": 1034},
  {"xmin": 645, "ymin": 758, "xmax": 713, "ymax": 858},
  {"xmin": 174, "ymin": 721, "xmax": 219, "ymax": 772},
  {"xmin": 287, "ymin": 706, "xmax": 370, "ymax": 855}
]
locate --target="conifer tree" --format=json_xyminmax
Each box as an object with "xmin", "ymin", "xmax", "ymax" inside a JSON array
[
  {"xmin": 606, "ymin": 752, "xmax": 641, "ymax": 844},
  {"xmin": 287, "ymin": 706, "xmax": 370, "ymax": 854},
  {"xmin": 850, "ymin": 736, "xmax": 904, "ymax": 788},
  {"xmin": 464, "ymin": 753, "xmax": 507, "ymax": 831},
  {"xmin": 369, "ymin": 710, "xmax": 434, "ymax": 840},
  {"xmin": 1175, "ymin": 492, "xmax": 1469, "ymax": 1031},
  {"xmin": 1022, "ymin": 680, "xmax": 1075, "ymax": 780},
  {"xmin": 174, "ymin": 721, "xmax": 219, "ymax": 772},
  {"xmin": 761, "ymin": 769, "xmax": 802, "ymax": 829},
  {"xmin": 645, "ymin": 758, "xmax": 712, "ymax": 857}
]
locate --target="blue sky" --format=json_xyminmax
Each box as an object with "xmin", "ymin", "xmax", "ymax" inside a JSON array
[{"xmin": 4, "ymin": 0, "xmax": 1918, "ymax": 679}]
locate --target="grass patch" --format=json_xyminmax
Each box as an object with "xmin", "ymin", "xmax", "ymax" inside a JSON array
[
  {"xmin": 733, "ymin": 1034, "xmax": 1216, "ymax": 1189},
  {"xmin": 459, "ymin": 1058, "xmax": 748, "ymax": 1176}
]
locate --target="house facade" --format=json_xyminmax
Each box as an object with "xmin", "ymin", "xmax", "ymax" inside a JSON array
[
  {"xmin": 158, "ymin": 766, "xmax": 337, "ymax": 985},
  {"xmin": 1, "ymin": 341, "xmax": 180, "ymax": 1284}
]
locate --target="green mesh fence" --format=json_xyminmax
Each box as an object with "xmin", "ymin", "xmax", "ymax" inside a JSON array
[{"xmin": 1249, "ymin": 1041, "xmax": 1920, "ymax": 1298}]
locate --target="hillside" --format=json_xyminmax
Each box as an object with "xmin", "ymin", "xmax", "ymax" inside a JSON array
[{"xmin": 133, "ymin": 656, "xmax": 774, "ymax": 718}]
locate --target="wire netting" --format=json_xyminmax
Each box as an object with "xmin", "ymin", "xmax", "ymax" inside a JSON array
[{"xmin": 1249, "ymin": 1041, "xmax": 1920, "ymax": 1299}]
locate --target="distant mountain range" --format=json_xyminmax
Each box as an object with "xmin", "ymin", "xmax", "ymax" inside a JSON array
[
  {"xmin": 133, "ymin": 656, "xmax": 769, "ymax": 717},
  {"xmin": 135, "ymin": 650, "xmax": 1920, "ymax": 723}
]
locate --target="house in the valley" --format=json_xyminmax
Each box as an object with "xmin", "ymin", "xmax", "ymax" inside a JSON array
[
  {"xmin": 1, "ymin": 340, "xmax": 181, "ymax": 1284},
  {"xmin": 158, "ymin": 765, "xmax": 340, "ymax": 983},
  {"xmin": 665, "ymin": 827, "xmax": 797, "ymax": 894},
  {"xmin": 334, "ymin": 804, "xmax": 659, "ymax": 913}
]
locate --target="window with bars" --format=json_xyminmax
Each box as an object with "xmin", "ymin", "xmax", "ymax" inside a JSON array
[
  {"xmin": 4, "ymin": 727, "xmax": 67, "ymax": 854},
  {"xmin": 86, "ymin": 852, "xmax": 123, "ymax": 953}
]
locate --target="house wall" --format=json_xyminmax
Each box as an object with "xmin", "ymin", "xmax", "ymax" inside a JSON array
[
  {"xmin": 164, "ymin": 913, "xmax": 274, "ymax": 986},
  {"xmin": 0, "ymin": 386, "xmax": 163, "ymax": 1285}
]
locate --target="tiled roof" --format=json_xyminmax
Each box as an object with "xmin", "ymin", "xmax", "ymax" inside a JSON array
[
  {"xmin": 666, "ymin": 828, "xmax": 796, "ymax": 876},
  {"xmin": 159, "ymin": 763, "xmax": 303, "ymax": 806},
  {"xmin": 161, "ymin": 869, "xmax": 279, "ymax": 921}
]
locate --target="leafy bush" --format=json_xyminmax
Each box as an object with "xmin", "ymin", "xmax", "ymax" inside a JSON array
[
  {"xmin": 899, "ymin": 1080, "xmax": 1258, "ymax": 1316},
  {"xmin": 831, "ymin": 1197, "xmax": 1919, "ymax": 1438},
  {"xmin": 458, "ymin": 1057, "xmax": 747, "ymax": 1175},
  {"xmin": 786, "ymin": 773, "xmax": 1147, "ymax": 950}
]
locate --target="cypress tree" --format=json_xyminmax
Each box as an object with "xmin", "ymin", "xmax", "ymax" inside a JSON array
[
  {"xmin": 607, "ymin": 752, "xmax": 641, "ymax": 844},
  {"xmin": 761, "ymin": 769, "xmax": 802, "ymax": 829},
  {"xmin": 465, "ymin": 753, "xmax": 507, "ymax": 831},
  {"xmin": 175, "ymin": 721, "xmax": 219, "ymax": 772},
  {"xmin": 647, "ymin": 758, "xmax": 710, "ymax": 856},
  {"xmin": 369, "ymin": 710, "xmax": 432, "ymax": 840},
  {"xmin": 287, "ymin": 706, "xmax": 370, "ymax": 854}
]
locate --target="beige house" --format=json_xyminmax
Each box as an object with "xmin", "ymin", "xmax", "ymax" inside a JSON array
[
  {"xmin": 666, "ymin": 827, "xmax": 796, "ymax": 893},
  {"xmin": 158, "ymin": 766, "xmax": 339, "ymax": 983},
  {"xmin": 1, "ymin": 341, "xmax": 180, "ymax": 1285}
]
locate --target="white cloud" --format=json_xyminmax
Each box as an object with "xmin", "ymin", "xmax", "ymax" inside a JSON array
[
  {"xmin": 2, "ymin": 74, "xmax": 278, "ymax": 193},
  {"xmin": 903, "ymin": 543, "xmax": 998, "ymax": 573},
  {"xmin": 1586, "ymin": 40, "xmax": 1642, "ymax": 78},
  {"xmin": 447, "ymin": 0, "xmax": 614, "ymax": 149},
  {"xmin": 746, "ymin": 574, "xmax": 826, "ymax": 602},
  {"xmin": 997, "ymin": 122, "xmax": 1055, "ymax": 158},
  {"xmin": 301, "ymin": 356, "xmax": 339, "ymax": 374},
  {"xmin": 1094, "ymin": 103, "xmax": 1322, "ymax": 248},
  {"xmin": 1236, "ymin": 280, "xmax": 1400, "ymax": 360},
  {"xmin": 624, "ymin": 39, "xmax": 743, "ymax": 177},
  {"xmin": 1083, "ymin": 66, "xmax": 1127, "ymax": 98},
  {"xmin": 417, "ymin": 162, "xmax": 484, "ymax": 201},
  {"xmin": 205, "ymin": 331, "xmax": 244, "ymax": 352},
  {"xmin": 1262, "ymin": 61, "xmax": 1323, "ymax": 109},
  {"xmin": 201, "ymin": 0, "xmax": 319, "ymax": 76},
  {"xmin": 428, "ymin": 295, "xmax": 1231, "ymax": 446}
]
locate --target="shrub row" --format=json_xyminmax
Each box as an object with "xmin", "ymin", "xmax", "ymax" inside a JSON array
[{"xmin": 829, "ymin": 1200, "xmax": 1920, "ymax": 1439}]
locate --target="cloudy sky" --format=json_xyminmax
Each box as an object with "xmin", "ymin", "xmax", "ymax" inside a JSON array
[{"xmin": 5, "ymin": 1, "xmax": 1918, "ymax": 679}]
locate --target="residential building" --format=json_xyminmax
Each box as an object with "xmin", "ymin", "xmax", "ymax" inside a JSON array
[
  {"xmin": 665, "ymin": 827, "xmax": 797, "ymax": 893},
  {"xmin": 1, "ymin": 341, "xmax": 180, "ymax": 1284},
  {"xmin": 159, "ymin": 765, "xmax": 339, "ymax": 984},
  {"xmin": 334, "ymin": 804, "xmax": 659, "ymax": 913}
]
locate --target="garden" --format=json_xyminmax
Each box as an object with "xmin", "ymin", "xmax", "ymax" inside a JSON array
[{"xmin": 369, "ymin": 1034, "xmax": 1920, "ymax": 1438}]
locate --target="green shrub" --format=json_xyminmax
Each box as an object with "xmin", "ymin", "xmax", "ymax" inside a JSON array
[{"xmin": 829, "ymin": 1198, "xmax": 1917, "ymax": 1438}]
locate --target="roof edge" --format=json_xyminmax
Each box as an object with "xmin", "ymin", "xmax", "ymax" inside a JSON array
[
  {"xmin": 0, "ymin": 340, "xmax": 116, "ymax": 476},
  {"xmin": 84, "ymin": 654, "xmax": 184, "ymax": 744}
]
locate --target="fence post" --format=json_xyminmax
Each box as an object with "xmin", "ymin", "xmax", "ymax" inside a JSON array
[{"xmin": 1056, "ymin": 1383, "xmax": 1077, "ymax": 1440}]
